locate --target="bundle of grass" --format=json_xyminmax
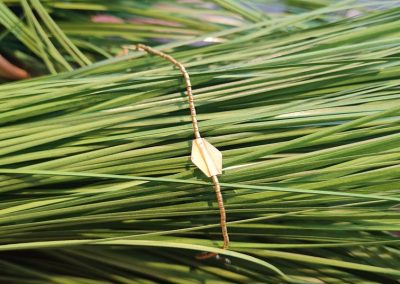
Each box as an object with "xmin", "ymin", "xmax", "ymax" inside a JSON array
[{"xmin": 0, "ymin": 1, "xmax": 400, "ymax": 283}]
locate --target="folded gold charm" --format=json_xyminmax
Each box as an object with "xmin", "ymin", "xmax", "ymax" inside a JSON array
[{"xmin": 191, "ymin": 138, "xmax": 222, "ymax": 178}]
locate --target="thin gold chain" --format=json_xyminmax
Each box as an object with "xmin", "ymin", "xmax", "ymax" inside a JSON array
[
  {"xmin": 128, "ymin": 44, "xmax": 229, "ymax": 258},
  {"xmin": 135, "ymin": 44, "xmax": 201, "ymax": 139}
]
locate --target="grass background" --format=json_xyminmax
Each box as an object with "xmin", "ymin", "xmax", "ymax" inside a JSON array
[{"xmin": 0, "ymin": 1, "xmax": 400, "ymax": 283}]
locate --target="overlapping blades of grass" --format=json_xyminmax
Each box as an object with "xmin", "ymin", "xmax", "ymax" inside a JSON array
[{"xmin": 0, "ymin": 1, "xmax": 400, "ymax": 283}]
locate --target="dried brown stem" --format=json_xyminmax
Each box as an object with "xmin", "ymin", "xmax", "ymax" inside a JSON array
[{"xmin": 0, "ymin": 55, "xmax": 29, "ymax": 80}]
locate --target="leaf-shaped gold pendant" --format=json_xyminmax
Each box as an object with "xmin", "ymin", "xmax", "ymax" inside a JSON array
[{"xmin": 191, "ymin": 138, "xmax": 222, "ymax": 177}]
